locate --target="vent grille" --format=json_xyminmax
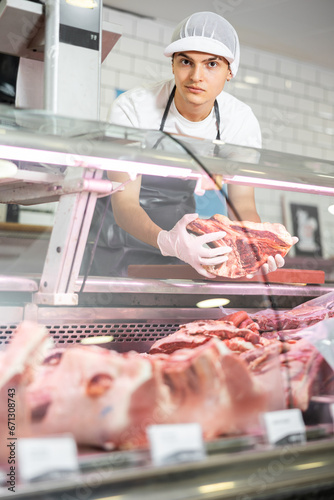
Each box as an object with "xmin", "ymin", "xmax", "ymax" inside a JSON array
[
  {"xmin": 0, "ymin": 325, "xmax": 17, "ymax": 346},
  {"xmin": 0, "ymin": 321, "xmax": 182, "ymax": 348}
]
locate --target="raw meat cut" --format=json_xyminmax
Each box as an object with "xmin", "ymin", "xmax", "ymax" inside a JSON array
[
  {"xmin": 149, "ymin": 313, "xmax": 334, "ymax": 413},
  {"xmin": 251, "ymin": 292, "xmax": 334, "ymax": 332},
  {"xmin": 187, "ymin": 214, "xmax": 295, "ymax": 278},
  {"xmin": 0, "ymin": 321, "xmax": 51, "ymax": 388},
  {"xmin": 149, "ymin": 317, "xmax": 285, "ymax": 411},
  {"xmin": 146, "ymin": 340, "xmax": 266, "ymax": 438},
  {"xmin": 149, "ymin": 319, "xmax": 262, "ymax": 354},
  {"xmin": 27, "ymin": 345, "xmax": 157, "ymax": 450},
  {"xmin": 243, "ymin": 339, "xmax": 334, "ymax": 411},
  {"xmin": 149, "ymin": 311, "xmax": 266, "ymax": 355},
  {"xmin": 0, "ymin": 321, "xmax": 266, "ymax": 451},
  {"xmin": 221, "ymin": 310, "xmax": 260, "ymax": 331},
  {"xmin": 0, "ymin": 322, "xmax": 51, "ymax": 463}
]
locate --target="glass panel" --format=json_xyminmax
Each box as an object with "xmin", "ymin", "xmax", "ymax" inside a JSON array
[
  {"xmin": 1, "ymin": 104, "xmax": 333, "ymax": 291},
  {"xmin": 0, "ymin": 105, "xmax": 333, "ymax": 472}
]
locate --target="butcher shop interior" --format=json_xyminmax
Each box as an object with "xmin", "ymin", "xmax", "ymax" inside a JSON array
[{"xmin": 1, "ymin": 1, "xmax": 334, "ymax": 499}]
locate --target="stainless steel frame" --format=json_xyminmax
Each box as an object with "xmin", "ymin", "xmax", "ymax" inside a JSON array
[{"xmin": 1, "ymin": 438, "xmax": 333, "ymax": 499}]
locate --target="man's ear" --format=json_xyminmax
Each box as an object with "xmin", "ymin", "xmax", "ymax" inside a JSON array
[{"xmin": 226, "ymin": 68, "xmax": 232, "ymax": 81}]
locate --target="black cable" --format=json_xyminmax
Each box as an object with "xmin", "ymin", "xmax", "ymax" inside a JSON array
[
  {"xmin": 162, "ymin": 131, "xmax": 271, "ymax": 272},
  {"xmin": 78, "ymin": 130, "xmax": 293, "ymax": 408},
  {"xmin": 160, "ymin": 131, "xmax": 294, "ymax": 409}
]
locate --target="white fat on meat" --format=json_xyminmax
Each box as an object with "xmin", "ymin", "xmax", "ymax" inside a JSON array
[
  {"xmin": 0, "ymin": 321, "xmax": 52, "ymax": 389},
  {"xmin": 27, "ymin": 346, "xmax": 155, "ymax": 450}
]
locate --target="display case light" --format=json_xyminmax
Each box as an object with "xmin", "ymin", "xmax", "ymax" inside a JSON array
[
  {"xmin": 196, "ymin": 298, "xmax": 230, "ymax": 308},
  {"xmin": 0, "ymin": 145, "xmax": 200, "ymax": 180},
  {"xmin": 2, "ymin": 144, "xmax": 334, "ymax": 194},
  {"xmin": 81, "ymin": 336, "xmax": 114, "ymax": 344},
  {"xmin": 65, "ymin": 0, "xmax": 98, "ymax": 8},
  {"xmin": 224, "ymin": 174, "xmax": 334, "ymax": 196}
]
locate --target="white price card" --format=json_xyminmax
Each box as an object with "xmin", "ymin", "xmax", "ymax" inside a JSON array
[
  {"xmin": 262, "ymin": 409, "xmax": 306, "ymax": 446},
  {"xmin": 18, "ymin": 435, "xmax": 79, "ymax": 483},
  {"xmin": 147, "ymin": 423, "xmax": 206, "ymax": 467}
]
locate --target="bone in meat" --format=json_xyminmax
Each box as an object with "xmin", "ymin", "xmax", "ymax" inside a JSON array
[
  {"xmin": 187, "ymin": 214, "xmax": 295, "ymax": 278},
  {"xmin": 0, "ymin": 322, "xmax": 266, "ymax": 451}
]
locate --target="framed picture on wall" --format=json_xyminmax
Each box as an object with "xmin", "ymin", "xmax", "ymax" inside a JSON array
[{"xmin": 290, "ymin": 203, "xmax": 323, "ymax": 257}]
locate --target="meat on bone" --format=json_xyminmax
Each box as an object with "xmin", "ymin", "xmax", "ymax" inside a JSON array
[
  {"xmin": 0, "ymin": 321, "xmax": 51, "ymax": 388},
  {"xmin": 187, "ymin": 214, "xmax": 295, "ymax": 278},
  {"xmin": 0, "ymin": 322, "xmax": 266, "ymax": 450},
  {"xmin": 251, "ymin": 292, "xmax": 334, "ymax": 332},
  {"xmin": 242, "ymin": 339, "xmax": 334, "ymax": 412},
  {"xmin": 149, "ymin": 312, "xmax": 334, "ymax": 413},
  {"xmin": 149, "ymin": 312, "xmax": 265, "ymax": 355}
]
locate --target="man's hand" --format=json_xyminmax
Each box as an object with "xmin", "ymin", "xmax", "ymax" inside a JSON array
[
  {"xmin": 157, "ymin": 213, "xmax": 232, "ymax": 278},
  {"xmin": 247, "ymin": 237, "xmax": 299, "ymax": 278},
  {"xmin": 258, "ymin": 254, "xmax": 285, "ymax": 275}
]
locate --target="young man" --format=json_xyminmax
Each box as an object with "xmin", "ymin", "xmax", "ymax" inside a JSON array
[{"xmin": 85, "ymin": 12, "xmax": 286, "ymax": 278}]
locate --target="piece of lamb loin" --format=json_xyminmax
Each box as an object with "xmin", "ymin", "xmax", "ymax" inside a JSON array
[
  {"xmin": 186, "ymin": 214, "xmax": 295, "ymax": 278},
  {"xmin": 251, "ymin": 292, "xmax": 334, "ymax": 332},
  {"xmin": 0, "ymin": 321, "xmax": 51, "ymax": 389},
  {"xmin": 26, "ymin": 344, "xmax": 157, "ymax": 450},
  {"xmin": 0, "ymin": 322, "xmax": 52, "ymax": 462},
  {"xmin": 1, "ymin": 322, "xmax": 266, "ymax": 450},
  {"xmin": 241, "ymin": 338, "xmax": 334, "ymax": 412},
  {"xmin": 28, "ymin": 340, "xmax": 267, "ymax": 448},
  {"xmin": 149, "ymin": 313, "xmax": 269, "ymax": 356},
  {"xmin": 149, "ymin": 314, "xmax": 334, "ymax": 414},
  {"xmin": 0, "ymin": 324, "xmax": 157, "ymax": 451},
  {"xmin": 146, "ymin": 339, "xmax": 267, "ymax": 438}
]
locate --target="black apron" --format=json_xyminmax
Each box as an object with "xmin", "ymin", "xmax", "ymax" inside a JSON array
[{"xmin": 82, "ymin": 86, "xmax": 221, "ymax": 277}]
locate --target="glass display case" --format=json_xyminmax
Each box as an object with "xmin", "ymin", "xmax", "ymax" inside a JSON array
[{"xmin": 0, "ymin": 104, "xmax": 334, "ymax": 499}]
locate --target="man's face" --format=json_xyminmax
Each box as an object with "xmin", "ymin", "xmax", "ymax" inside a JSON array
[{"xmin": 172, "ymin": 51, "xmax": 232, "ymax": 112}]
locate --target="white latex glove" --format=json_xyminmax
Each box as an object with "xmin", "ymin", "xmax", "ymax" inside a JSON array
[
  {"xmin": 157, "ymin": 213, "xmax": 232, "ymax": 279},
  {"xmin": 247, "ymin": 237, "xmax": 299, "ymax": 278},
  {"xmin": 259, "ymin": 254, "xmax": 285, "ymax": 275}
]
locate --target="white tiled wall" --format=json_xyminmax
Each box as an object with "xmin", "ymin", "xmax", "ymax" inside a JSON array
[
  {"xmin": 101, "ymin": 7, "xmax": 334, "ymax": 257},
  {"xmin": 101, "ymin": 7, "xmax": 334, "ymax": 162},
  {"xmin": 18, "ymin": 8, "xmax": 334, "ymax": 254}
]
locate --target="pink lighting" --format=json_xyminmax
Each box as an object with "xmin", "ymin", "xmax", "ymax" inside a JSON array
[
  {"xmin": 1, "ymin": 144, "xmax": 334, "ymax": 195},
  {"xmin": 224, "ymin": 174, "xmax": 334, "ymax": 196},
  {"xmin": 0, "ymin": 145, "xmax": 201, "ymax": 180}
]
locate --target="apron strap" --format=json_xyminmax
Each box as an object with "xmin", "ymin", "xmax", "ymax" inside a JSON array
[
  {"xmin": 159, "ymin": 85, "xmax": 176, "ymax": 131},
  {"xmin": 214, "ymin": 99, "xmax": 221, "ymax": 141}
]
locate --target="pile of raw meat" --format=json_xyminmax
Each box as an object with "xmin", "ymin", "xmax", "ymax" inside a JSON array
[
  {"xmin": 0, "ymin": 293, "xmax": 334, "ymax": 453},
  {"xmin": 187, "ymin": 214, "xmax": 296, "ymax": 278}
]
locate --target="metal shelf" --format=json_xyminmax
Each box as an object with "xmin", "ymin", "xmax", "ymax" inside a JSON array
[
  {"xmin": 1, "ymin": 438, "xmax": 333, "ymax": 500},
  {"xmin": 0, "ymin": 274, "xmax": 331, "ymax": 297},
  {"xmin": 75, "ymin": 276, "xmax": 332, "ymax": 297}
]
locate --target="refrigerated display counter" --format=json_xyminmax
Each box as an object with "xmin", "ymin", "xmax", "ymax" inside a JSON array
[{"xmin": 0, "ymin": 104, "xmax": 334, "ymax": 499}]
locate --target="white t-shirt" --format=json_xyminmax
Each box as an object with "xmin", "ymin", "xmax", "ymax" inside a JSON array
[{"xmin": 108, "ymin": 79, "xmax": 262, "ymax": 148}]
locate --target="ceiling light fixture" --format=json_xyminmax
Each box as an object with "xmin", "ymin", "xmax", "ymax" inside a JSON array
[
  {"xmin": 66, "ymin": 0, "xmax": 98, "ymax": 8},
  {"xmin": 244, "ymin": 76, "xmax": 260, "ymax": 85}
]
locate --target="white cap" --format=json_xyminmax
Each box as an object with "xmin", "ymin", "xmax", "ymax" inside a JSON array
[{"xmin": 164, "ymin": 12, "xmax": 240, "ymax": 77}]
